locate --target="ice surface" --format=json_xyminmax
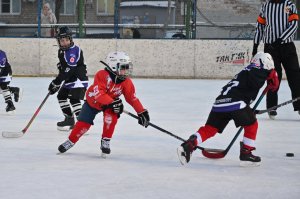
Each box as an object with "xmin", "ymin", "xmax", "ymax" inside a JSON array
[{"xmin": 0, "ymin": 77, "xmax": 299, "ymax": 199}]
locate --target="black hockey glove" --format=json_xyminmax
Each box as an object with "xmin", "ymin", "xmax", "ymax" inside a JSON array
[
  {"xmin": 106, "ymin": 98, "xmax": 124, "ymax": 114},
  {"xmin": 48, "ymin": 80, "xmax": 61, "ymax": 95},
  {"xmin": 138, "ymin": 110, "xmax": 150, "ymax": 128},
  {"xmin": 252, "ymin": 43, "xmax": 258, "ymax": 57}
]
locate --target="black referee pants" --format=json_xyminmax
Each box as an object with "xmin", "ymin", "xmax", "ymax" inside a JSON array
[{"xmin": 264, "ymin": 42, "xmax": 300, "ymax": 111}]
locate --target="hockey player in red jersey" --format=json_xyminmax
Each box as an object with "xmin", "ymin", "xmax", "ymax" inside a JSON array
[
  {"xmin": 58, "ymin": 51, "xmax": 150, "ymax": 156},
  {"xmin": 177, "ymin": 52, "xmax": 279, "ymax": 166}
]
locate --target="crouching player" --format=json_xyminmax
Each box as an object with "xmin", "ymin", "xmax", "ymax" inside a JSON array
[
  {"xmin": 178, "ymin": 52, "xmax": 279, "ymax": 166},
  {"xmin": 58, "ymin": 51, "xmax": 150, "ymax": 157},
  {"xmin": 0, "ymin": 50, "xmax": 22, "ymax": 114}
]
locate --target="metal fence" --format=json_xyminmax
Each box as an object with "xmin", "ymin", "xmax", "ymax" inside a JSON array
[{"xmin": 0, "ymin": 0, "xmax": 299, "ymax": 39}]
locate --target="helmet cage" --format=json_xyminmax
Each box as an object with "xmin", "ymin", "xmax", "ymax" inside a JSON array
[
  {"xmin": 106, "ymin": 52, "xmax": 133, "ymax": 80},
  {"xmin": 116, "ymin": 62, "xmax": 133, "ymax": 79}
]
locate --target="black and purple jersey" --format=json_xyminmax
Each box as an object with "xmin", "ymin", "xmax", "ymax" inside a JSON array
[
  {"xmin": 0, "ymin": 50, "xmax": 12, "ymax": 83},
  {"xmin": 54, "ymin": 44, "xmax": 88, "ymax": 89},
  {"xmin": 212, "ymin": 63, "xmax": 270, "ymax": 112}
]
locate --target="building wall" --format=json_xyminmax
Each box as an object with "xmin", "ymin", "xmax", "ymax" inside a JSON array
[{"xmin": 0, "ymin": 1, "xmax": 183, "ymax": 24}]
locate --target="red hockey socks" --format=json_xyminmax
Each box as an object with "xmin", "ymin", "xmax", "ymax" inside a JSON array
[
  {"xmin": 102, "ymin": 110, "xmax": 118, "ymax": 139},
  {"xmin": 69, "ymin": 121, "xmax": 91, "ymax": 143},
  {"xmin": 197, "ymin": 124, "xmax": 218, "ymax": 143},
  {"xmin": 242, "ymin": 120, "xmax": 258, "ymax": 149}
]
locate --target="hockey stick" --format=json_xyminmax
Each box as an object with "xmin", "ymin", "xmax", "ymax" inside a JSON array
[
  {"xmin": 255, "ymin": 96, "xmax": 300, "ymax": 114},
  {"xmin": 123, "ymin": 110, "xmax": 225, "ymax": 153},
  {"xmin": 123, "ymin": 110, "xmax": 189, "ymax": 143},
  {"xmin": 2, "ymin": 92, "xmax": 51, "ymax": 138},
  {"xmin": 202, "ymin": 86, "xmax": 269, "ymax": 159},
  {"xmin": 124, "ymin": 87, "xmax": 268, "ymax": 159}
]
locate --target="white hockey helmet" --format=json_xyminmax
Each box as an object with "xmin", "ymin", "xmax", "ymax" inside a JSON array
[
  {"xmin": 105, "ymin": 51, "xmax": 133, "ymax": 79},
  {"xmin": 251, "ymin": 52, "xmax": 274, "ymax": 70}
]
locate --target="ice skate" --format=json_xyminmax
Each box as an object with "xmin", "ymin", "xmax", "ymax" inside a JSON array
[
  {"xmin": 239, "ymin": 142, "xmax": 261, "ymax": 167},
  {"xmin": 177, "ymin": 135, "xmax": 197, "ymax": 165},
  {"xmin": 5, "ymin": 101, "xmax": 15, "ymax": 115},
  {"xmin": 268, "ymin": 110, "xmax": 277, "ymax": 120},
  {"xmin": 58, "ymin": 139, "xmax": 74, "ymax": 153},
  {"xmin": 57, "ymin": 116, "xmax": 75, "ymax": 131},
  {"xmin": 100, "ymin": 138, "xmax": 111, "ymax": 158}
]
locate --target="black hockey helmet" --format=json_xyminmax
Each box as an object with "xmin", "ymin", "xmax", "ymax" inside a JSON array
[{"xmin": 56, "ymin": 26, "xmax": 74, "ymax": 50}]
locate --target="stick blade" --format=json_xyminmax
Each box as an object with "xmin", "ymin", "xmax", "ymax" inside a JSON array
[
  {"xmin": 202, "ymin": 148, "xmax": 226, "ymax": 159},
  {"xmin": 2, "ymin": 131, "xmax": 24, "ymax": 138}
]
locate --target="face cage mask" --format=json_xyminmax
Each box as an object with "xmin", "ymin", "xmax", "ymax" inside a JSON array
[{"xmin": 116, "ymin": 63, "xmax": 133, "ymax": 79}]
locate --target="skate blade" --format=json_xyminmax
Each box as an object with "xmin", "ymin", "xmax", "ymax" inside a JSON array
[
  {"xmin": 101, "ymin": 153, "xmax": 107, "ymax": 159},
  {"xmin": 6, "ymin": 110, "xmax": 15, "ymax": 115},
  {"xmin": 57, "ymin": 126, "xmax": 72, "ymax": 131},
  {"xmin": 177, "ymin": 146, "xmax": 187, "ymax": 165},
  {"xmin": 268, "ymin": 115, "xmax": 276, "ymax": 120},
  {"xmin": 240, "ymin": 161, "xmax": 261, "ymax": 167}
]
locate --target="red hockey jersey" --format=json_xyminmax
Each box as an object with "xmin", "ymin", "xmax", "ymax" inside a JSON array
[{"xmin": 86, "ymin": 69, "xmax": 145, "ymax": 113}]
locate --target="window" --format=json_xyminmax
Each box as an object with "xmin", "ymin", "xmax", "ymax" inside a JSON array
[
  {"xmin": 0, "ymin": 0, "xmax": 20, "ymax": 14},
  {"xmin": 60, "ymin": 0, "xmax": 76, "ymax": 15},
  {"xmin": 97, "ymin": 0, "xmax": 115, "ymax": 15}
]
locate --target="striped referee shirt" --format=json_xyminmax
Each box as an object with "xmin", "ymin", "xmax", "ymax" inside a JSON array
[{"xmin": 254, "ymin": 0, "xmax": 299, "ymax": 45}]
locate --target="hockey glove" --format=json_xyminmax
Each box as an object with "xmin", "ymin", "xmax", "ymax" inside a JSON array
[
  {"xmin": 48, "ymin": 80, "xmax": 61, "ymax": 95},
  {"xmin": 106, "ymin": 98, "xmax": 124, "ymax": 114},
  {"xmin": 138, "ymin": 110, "xmax": 150, "ymax": 128},
  {"xmin": 252, "ymin": 43, "xmax": 258, "ymax": 57},
  {"xmin": 267, "ymin": 69, "xmax": 279, "ymax": 92}
]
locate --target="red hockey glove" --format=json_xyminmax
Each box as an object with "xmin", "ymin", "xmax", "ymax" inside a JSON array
[{"xmin": 267, "ymin": 69, "xmax": 279, "ymax": 92}]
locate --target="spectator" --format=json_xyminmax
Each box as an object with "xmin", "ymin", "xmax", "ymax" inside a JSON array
[
  {"xmin": 41, "ymin": 3, "xmax": 57, "ymax": 37},
  {"xmin": 131, "ymin": 28, "xmax": 141, "ymax": 39}
]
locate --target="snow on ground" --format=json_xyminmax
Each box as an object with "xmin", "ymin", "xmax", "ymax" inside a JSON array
[{"xmin": 0, "ymin": 77, "xmax": 299, "ymax": 199}]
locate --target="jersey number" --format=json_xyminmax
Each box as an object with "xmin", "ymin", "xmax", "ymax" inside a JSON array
[{"xmin": 221, "ymin": 80, "xmax": 239, "ymax": 95}]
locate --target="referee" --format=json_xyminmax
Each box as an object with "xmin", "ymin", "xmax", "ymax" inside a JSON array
[{"xmin": 253, "ymin": 0, "xmax": 300, "ymax": 119}]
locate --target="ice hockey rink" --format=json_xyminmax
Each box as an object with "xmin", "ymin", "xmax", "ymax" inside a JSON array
[{"xmin": 0, "ymin": 77, "xmax": 299, "ymax": 199}]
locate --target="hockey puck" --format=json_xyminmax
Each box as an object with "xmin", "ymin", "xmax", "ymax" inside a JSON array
[{"xmin": 286, "ymin": 153, "xmax": 294, "ymax": 157}]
